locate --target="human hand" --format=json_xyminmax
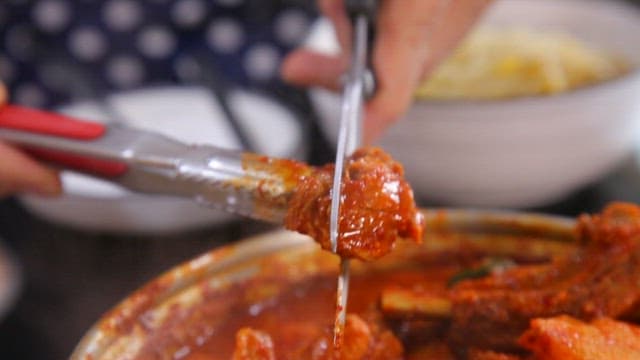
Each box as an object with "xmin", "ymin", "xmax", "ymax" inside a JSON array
[
  {"xmin": 282, "ymin": 0, "xmax": 493, "ymax": 142},
  {"xmin": 0, "ymin": 85, "xmax": 61, "ymax": 197}
]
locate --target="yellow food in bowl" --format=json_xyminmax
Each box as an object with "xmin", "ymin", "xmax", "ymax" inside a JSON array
[{"xmin": 415, "ymin": 28, "xmax": 629, "ymax": 100}]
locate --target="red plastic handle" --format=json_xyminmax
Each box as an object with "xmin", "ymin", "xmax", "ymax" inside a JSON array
[
  {"xmin": 0, "ymin": 105, "xmax": 127, "ymax": 177},
  {"xmin": 0, "ymin": 105, "xmax": 106, "ymax": 140},
  {"xmin": 26, "ymin": 149, "xmax": 129, "ymax": 177}
]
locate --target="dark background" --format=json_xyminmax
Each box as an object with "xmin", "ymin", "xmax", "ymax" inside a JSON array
[{"xmin": 2, "ymin": 0, "xmax": 640, "ymax": 358}]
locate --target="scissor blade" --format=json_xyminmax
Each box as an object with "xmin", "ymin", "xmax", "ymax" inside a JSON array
[
  {"xmin": 330, "ymin": 14, "xmax": 371, "ymax": 348},
  {"xmin": 329, "ymin": 14, "xmax": 370, "ymax": 256},
  {"xmin": 334, "ymin": 258, "xmax": 351, "ymax": 347}
]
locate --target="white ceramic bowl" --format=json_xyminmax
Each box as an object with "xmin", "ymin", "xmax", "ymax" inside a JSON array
[
  {"xmin": 309, "ymin": 0, "xmax": 640, "ymax": 208},
  {"xmin": 20, "ymin": 86, "xmax": 306, "ymax": 233}
]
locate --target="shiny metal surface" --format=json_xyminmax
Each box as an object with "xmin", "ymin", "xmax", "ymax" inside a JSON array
[
  {"xmin": 329, "ymin": 12, "xmax": 372, "ymax": 345},
  {"xmin": 0, "ymin": 126, "xmax": 295, "ymax": 223},
  {"xmin": 329, "ymin": 15, "xmax": 368, "ymax": 253}
]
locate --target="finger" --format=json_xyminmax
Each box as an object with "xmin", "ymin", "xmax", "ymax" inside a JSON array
[
  {"xmin": 0, "ymin": 83, "xmax": 7, "ymax": 105},
  {"xmin": 364, "ymin": 0, "xmax": 445, "ymax": 142},
  {"xmin": 281, "ymin": 49, "xmax": 346, "ymax": 91},
  {"xmin": 364, "ymin": 0, "xmax": 493, "ymax": 142},
  {"xmin": 0, "ymin": 142, "xmax": 62, "ymax": 197},
  {"xmin": 418, "ymin": 0, "xmax": 494, "ymax": 79},
  {"xmin": 362, "ymin": 108, "xmax": 390, "ymax": 144},
  {"xmin": 281, "ymin": 0, "xmax": 351, "ymax": 90},
  {"xmin": 319, "ymin": 0, "xmax": 351, "ymax": 53}
]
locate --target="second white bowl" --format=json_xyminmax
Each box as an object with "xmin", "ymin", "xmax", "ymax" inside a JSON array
[{"xmin": 310, "ymin": 0, "xmax": 640, "ymax": 207}]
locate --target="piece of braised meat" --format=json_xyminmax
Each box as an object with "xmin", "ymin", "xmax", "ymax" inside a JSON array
[
  {"xmin": 303, "ymin": 314, "xmax": 404, "ymax": 360},
  {"xmin": 285, "ymin": 147, "xmax": 424, "ymax": 261},
  {"xmin": 231, "ymin": 313, "xmax": 403, "ymax": 360},
  {"xmin": 232, "ymin": 328, "xmax": 276, "ymax": 360},
  {"xmin": 519, "ymin": 315, "xmax": 640, "ymax": 360},
  {"xmin": 446, "ymin": 202, "xmax": 640, "ymax": 352}
]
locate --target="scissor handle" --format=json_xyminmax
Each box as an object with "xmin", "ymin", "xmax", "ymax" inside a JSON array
[
  {"xmin": 345, "ymin": 0, "xmax": 378, "ymax": 99},
  {"xmin": 345, "ymin": 0, "xmax": 379, "ymax": 20},
  {"xmin": 0, "ymin": 105, "xmax": 128, "ymax": 177}
]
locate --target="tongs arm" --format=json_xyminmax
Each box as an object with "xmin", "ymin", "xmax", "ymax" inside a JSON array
[{"xmin": 0, "ymin": 105, "xmax": 308, "ymax": 223}]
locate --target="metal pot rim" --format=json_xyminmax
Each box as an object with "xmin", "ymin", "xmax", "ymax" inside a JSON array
[{"xmin": 71, "ymin": 208, "xmax": 575, "ymax": 359}]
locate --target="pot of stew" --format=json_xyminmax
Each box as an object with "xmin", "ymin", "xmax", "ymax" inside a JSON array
[{"xmin": 72, "ymin": 204, "xmax": 640, "ymax": 359}]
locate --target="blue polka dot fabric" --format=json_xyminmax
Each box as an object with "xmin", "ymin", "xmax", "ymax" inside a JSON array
[{"xmin": 0, "ymin": 0, "xmax": 317, "ymax": 108}]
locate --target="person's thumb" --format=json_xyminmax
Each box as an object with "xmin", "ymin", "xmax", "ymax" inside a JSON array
[
  {"xmin": 281, "ymin": 49, "xmax": 347, "ymax": 91},
  {"xmin": 0, "ymin": 142, "xmax": 62, "ymax": 197}
]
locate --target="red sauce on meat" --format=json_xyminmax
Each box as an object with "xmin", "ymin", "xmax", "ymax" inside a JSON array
[
  {"xmin": 232, "ymin": 328, "xmax": 276, "ymax": 360},
  {"xmin": 519, "ymin": 316, "xmax": 640, "ymax": 360},
  {"xmin": 284, "ymin": 147, "xmax": 424, "ymax": 261}
]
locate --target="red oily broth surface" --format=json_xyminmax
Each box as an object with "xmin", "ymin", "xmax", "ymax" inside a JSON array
[{"xmin": 134, "ymin": 262, "xmax": 459, "ymax": 359}]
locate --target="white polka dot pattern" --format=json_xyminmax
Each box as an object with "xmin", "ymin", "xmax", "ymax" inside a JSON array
[
  {"xmin": 32, "ymin": 0, "xmax": 72, "ymax": 33},
  {"xmin": 172, "ymin": 0, "xmax": 207, "ymax": 28},
  {"xmin": 106, "ymin": 55, "xmax": 145, "ymax": 88},
  {"xmin": 244, "ymin": 44, "xmax": 280, "ymax": 81},
  {"xmin": 102, "ymin": 0, "xmax": 142, "ymax": 32},
  {"xmin": 136, "ymin": 26, "xmax": 176, "ymax": 59},
  {"xmin": 0, "ymin": 0, "xmax": 316, "ymax": 107},
  {"xmin": 275, "ymin": 9, "xmax": 310, "ymax": 46},
  {"xmin": 207, "ymin": 18, "xmax": 244, "ymax": 54},
  {"xmin": 68, "ymin": 27, "xmax": 108, "ymax": 61}
]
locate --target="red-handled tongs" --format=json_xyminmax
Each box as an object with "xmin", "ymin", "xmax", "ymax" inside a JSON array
[{"xmin": 0, "ymin": 105, "xmax": 309, "ymax": 223}]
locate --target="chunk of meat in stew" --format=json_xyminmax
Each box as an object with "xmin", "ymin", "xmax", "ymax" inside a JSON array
[
  {"xmin": 232, "ymin": 328, "xmax": 276, "ymax": 360},
  {"xmin": 285, "ymin": 147, "xmax": 424, "ymax": 261},
  {"xmin": 519, "ymin": 315, "xmax": 640, "ymax": 360}
]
